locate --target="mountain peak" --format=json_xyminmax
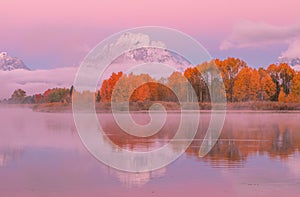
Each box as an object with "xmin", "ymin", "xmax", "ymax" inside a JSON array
[
  {"xmin": 113, "ymin": 47, "xmax": 193, "ymax": 72},
  {"xmin": 277, "ymin": 56, "xmax": 300, "ymax": 71},
  {"xmin": 0, "ymin": 52, "xmax": 30, "ymax": 71}
]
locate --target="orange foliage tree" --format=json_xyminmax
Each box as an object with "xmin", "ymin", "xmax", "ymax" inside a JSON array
[
  {"xmin": 267, "ymin": 63, "xmax": 295, "ymax": 101},
  {"xmin": 233, "ymin": 67, "xmax": 253, "ymax": 102},
  {"xmin": 287, "ymin": 72, "xmax": 300, "ymax": 102},
  {"xmin": 100, "ymin": 72, "xmax": 123, "ymax": 102},
  {"xmin": 111, "ymin": 73, "xmax": 153, "ymax": 102},
  {"xmin": 215, "ymin": 57, "xmax": 247, "ymax": 102},
  {"xmin": 98, "ymin": 58, "xmax": 297, "ymax": 104},
  {"xmin": 43, "ymin": 88, "xmax": 70, "ymax": 103},
  {"xmin": 258, "ymin": 68, "xmax": 276, "ymax": 101}
]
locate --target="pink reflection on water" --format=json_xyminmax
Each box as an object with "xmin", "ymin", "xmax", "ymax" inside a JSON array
[{"xmin": 0, "ymin": 106, "xmax": 300, "ymax": 196}]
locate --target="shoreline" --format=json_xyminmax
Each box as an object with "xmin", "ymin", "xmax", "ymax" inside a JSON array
[{"xmin": 1, "ymin": 102, "xmax": 300, "ymax": 113}]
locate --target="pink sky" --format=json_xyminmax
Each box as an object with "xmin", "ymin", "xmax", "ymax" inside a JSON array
[
  {"xmin": 2, "ymin": 0, "xmax": 299, "ymax": 27},
  {"xmin": 1, "ymin": 0, "xmax": 300, "ymax": 99},
  {"xmin": 1, "ymin": 0, "xmax": 300, "ymax": 69}
]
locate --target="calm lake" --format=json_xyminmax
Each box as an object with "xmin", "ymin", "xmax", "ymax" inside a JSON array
[{"xmin": 0, "ymin": 106, "xmax": 300, "ymax": 197}]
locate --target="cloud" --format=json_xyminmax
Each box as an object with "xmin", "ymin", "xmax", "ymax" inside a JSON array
[
  {"xmin": 281, "ymin": 39, "xmax": 300, "ymax": 58},
  {"xmin": 0, "ymin": 67, "xmax": 78, "ymax": 99},
  {"xmin": 219, "ymin": 21, "xmax": 300, "ymax": 62},
  {"xmin": 220, "ymin": 20, "xmax": 300, "ymax": 49},
  {"xmin": 220, "ymin": 20, "xmax": 300, "ymax": 58}
]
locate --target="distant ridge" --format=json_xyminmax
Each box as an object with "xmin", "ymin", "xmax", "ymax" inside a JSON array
[{"xmin": 0, "ymin": 52, "xmax": 30, "ymax": 71}]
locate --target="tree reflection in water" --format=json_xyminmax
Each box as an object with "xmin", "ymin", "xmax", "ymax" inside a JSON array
[{"xmin": 99, "ymin": 112, "xmax": 300, "ymax": 167}]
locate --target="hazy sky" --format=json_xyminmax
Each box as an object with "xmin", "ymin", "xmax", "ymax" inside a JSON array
[{"xmin": 1, "ymin": 0, "xmax": 300, "ymax": 69}]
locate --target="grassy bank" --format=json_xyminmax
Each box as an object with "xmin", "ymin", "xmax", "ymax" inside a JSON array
[{"xmin": 24, "ymin": 101, "xmax": 300, "ymax": 113}]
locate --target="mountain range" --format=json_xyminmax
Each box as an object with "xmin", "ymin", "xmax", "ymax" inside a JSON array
[
  {"xmin": 0, "ymin": 52, "xmax": 30, "ymax": 71},
  {"xmin": 1, "ymin": 50, "xmax": 300, "ymax": 72}
]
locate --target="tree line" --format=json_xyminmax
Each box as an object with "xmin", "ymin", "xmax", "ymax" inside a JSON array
[
  {"xmin": 2, "ymin": 57, "xmax": 300, "ymax": 104},
  {"xmin": 100, "ymin": 57, "xmax": 300, "ymax": 103},
  {"xmin": 2, "ymin": 88, "xmax": 71, "ymax": 104}
]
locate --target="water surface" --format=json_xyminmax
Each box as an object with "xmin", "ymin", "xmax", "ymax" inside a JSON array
[{"xmin": 0, "ymin": 107, "xmax": 300, "ymax": 197}]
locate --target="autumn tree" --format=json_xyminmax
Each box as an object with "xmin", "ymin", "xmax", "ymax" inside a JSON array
[
  {"xmin": 267, "ymin": 63, "xmax": 295, "ymax": 101},
  {"xmin": 111, "ymin": 73, "xmax": 153, "ymax": 102},
  {"xmin": 168, "ymin": 71, "xmax": 188, "ymax": 102},
  {"xmin": 233, "ymin": 67, "xmax": 277, "ymax": 102},
  {"xmin": 131, "ymin": 74, "xmax": 152, "ymax": 102},
  {"xmin": 43, "ymin": 88, "xmax": 70, "ymax": 103},
  {"xmin": 100, "ymin": 72, "xmax": 123, "ymax": 102},
  {"xmin": 278, "ymin": 63, "xmax": 295, "ymax": 95},
  {"xmin": 10, "ymin": 89, "xmax": 26, "ymax": 103},
  {"xmin": 195, "ymin": 63, "xmax": 213, "ymax": 102},
  {"xmin": 278, "ymin": 88, "xmax": 287, "ymax": 102},
  {"xmin": 97, "ymin": 58, "xmax": 296, "ymax": 104},
  {"xmin": 184, "ymin": 66, "xmax": 212, "ymax": 102},
  {"xmin": 33, "ymin": 94, "xmax": 44, "ymax": 103},
  {"xmin": 215, "ymin": 57, "xmax": 247, "ymax": 102},
  {"xmin": 287, "ymin": 72, "xmax": 300, "ymax": 102},
  {"xmin": 184, "ymin": 67, "xmax": 199, "ymax": 102},
  {"xmin": 258, "ymin": 68, "xmax": 276, "ymax": 101},
  {"xmin": 233, "ymin": 67, "xmax": 252, "ymax": 102},
  {"xmin": 146, "ymin": 82, "xmax": 174, "ymax": 101},
  {"xmin": 249, "ymin": 69, "xmax": 261, "ymax": 101},
  {"xmin": 198, "ymin": 60, "xmax": 226, "ymax": 103}
]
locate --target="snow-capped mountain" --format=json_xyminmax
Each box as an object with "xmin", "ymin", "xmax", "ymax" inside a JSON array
[
  {"xmin": 0, "ymin": 52, "xmax": 30, "ymax": 71},
  {"xmin": 94, "ymin": 32, "xmax": 194, "ymax": 74},
  {"xmin": 113, "ymin": 47, "xmax": 193, "ymax": 72},
  {"xmin": 277, "ymin": 56, "xmax": 300, "ymax": 71}
]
